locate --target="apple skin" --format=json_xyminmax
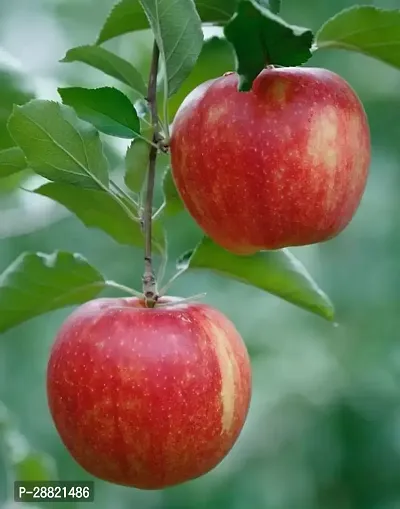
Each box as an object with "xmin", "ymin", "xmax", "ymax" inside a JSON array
[
  {"xmin": 47, "ymin": 296, "xmax": 251, "ymax": 490},
  {"xmin": 170, "ymin": 67, "xmax": 371, "ymax": 254}
]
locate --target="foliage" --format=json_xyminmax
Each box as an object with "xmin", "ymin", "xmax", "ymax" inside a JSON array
[
  {"xmin": 0, "ymin": 0, "xmax": 400, "ymax": 506},
  {"xmin": 2, "ymin": 0, "xmax": 399, "ymax": 330}
]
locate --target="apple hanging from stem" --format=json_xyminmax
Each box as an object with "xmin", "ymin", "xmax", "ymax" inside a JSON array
[
  {"xmin": 47, "ymin": 297, "xmax": 252, "ymax": 489},
  {"xmin": 170, "ymin": 67, "xmax": 371, "ymax": 255}
]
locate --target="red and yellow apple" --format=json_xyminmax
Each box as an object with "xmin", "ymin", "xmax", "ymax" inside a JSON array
[
  {"xmin": 47, "ymin": 297, "xmax": 251, "ymax": 489},
  {"xmin": 170, "ymin": 67, "xmax": 371, "ymax": 255}
]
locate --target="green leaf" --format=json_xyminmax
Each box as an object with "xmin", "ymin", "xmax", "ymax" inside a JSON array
[
  {"xmin": 124, "ymin": 133, "xmax": 151, "ymax": 194},
  {"xmin": 7, "ymin": 100, "xmax": 109, "ymax": 189},
  {"xmin": 58, "ymin": 87, "xmax": 141, "ymax": 139},
  {"xmin": 0, "ymin": 147, "xmax": 27, "ymax": 178},
  {"xmin": 178, "ymin": 237, "xmax": 334, "ymax": 321},
  {"xmin": 97, "ymin": 0, "xmax": 204, "ymax": 96},
  {"xmin": 96, "ymin": 0, "xmax": 277, "ymax": 38},
  {"xmin": 140, "ymin": 0, "xmax": 204, "ymax": 97},
  {"xmin": 61, "ymin": 45, "xmax": 147, "ymax": 96},
  {"xmin": 37, "ymin": 182, "xmax": 134, "ymax": 247},
  {"xmin": 96, "ymin": 0, "xmax": 149, "ymax": 44},
  {"xmin": 168, "ymin": 36, "xmax": 235, "ymax": 119},
  {"xmin": 0, "ymin": 251, "xmax": 106, "ymax": 333},
  {"xmin": 315, "ymin": 6, "xmax": 400, "ymax": 70},
  {"xmin": 162, "ymin": 168, "xmax": 184, "ymax": 216},
  {"xmin": 224, "ymin": 0, "xmax": 313, "ymax": 91},
  {"xmin": 96, "ymin": 0, "xmax": 241, "ymax": 45},
  {"xmin": 35, "ymin": 182, "xmax": 165, "ymax": 253}
]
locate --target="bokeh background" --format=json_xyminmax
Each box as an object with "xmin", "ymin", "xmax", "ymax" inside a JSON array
[{"xmin": 0, "ymin": 0, "xmax": 399, "ymax": 508}]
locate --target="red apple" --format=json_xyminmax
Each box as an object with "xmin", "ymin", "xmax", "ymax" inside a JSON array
[
  {"xmin": 170, "ymin": 67, "xmax": 371, "ymax": 254},
  {"xmin": 47, "ymin": 296, "xmax": 251, "ymax": 489}
]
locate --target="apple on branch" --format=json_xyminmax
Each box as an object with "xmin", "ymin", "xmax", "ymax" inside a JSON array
[
  {"xmin": 47, "ymin": 296, "xmax": 252, "ymax": 489},
  {"xmin": 170, "ymin": 67, "xmax": 371, "ymax": 255}
]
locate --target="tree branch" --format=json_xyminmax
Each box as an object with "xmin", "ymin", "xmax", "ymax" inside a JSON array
[{"xmin": 142, "ymin": 41, "xmax": 161, "ymax": 307}]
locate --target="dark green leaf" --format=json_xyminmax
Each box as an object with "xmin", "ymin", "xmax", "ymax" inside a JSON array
[
  {"xmin": 7, "ymin": 100, "xmax": 109, "ymax": 189},
  {"xmin": 315, "ymin": 6, "xmax": 400, "ymax": 70},
  {"xmin": 124, "ymin": 133, "xmax": 151, "ymax": 194},
  {"xmin": 58, "ymin": 87, "xmax": 141, "ymax": 139},
  {"xmin": 35, "ymin": 182, "xmax": 165, "ymax": 253},
  {"xmin": 61, "ymin": 45, "xmax": 147, "ymax": 96},
  {"xmin": 0, "ymin": 251, "xmax": 106, "ymax": 332},
  {"xmin": 168, "ymin": 37, "xmax": 235, "ymax": 119},
  {"xmin": 0, "ymin": 147, "xmax": 27, "ymax": 178},
  {"xmin": 140, "ymin": 0, "xmax": 204, "ymax": 97},
  {"xmin": 178, "ymin": 237, "xmax": 334, "ymax": 321},
  {"xmin": 162, "ymin": 168, "xmax": 184, "ymax": 216},
  {"xmin": 224, "ymin": 0, "xmax": 313, "ymax": 91}
]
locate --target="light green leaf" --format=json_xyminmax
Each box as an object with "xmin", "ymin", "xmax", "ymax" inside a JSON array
[
  {"xmin": 168, "ymin": 36, "xmax": 235, "ymax": 119},
  {"xmin": 58, "ymin": 87, "xmax": 141, "ymax": 139},
  {"xmin": 315, "ymin": 6, "xmax": 400, "ymax": 70},
  {"xmin": 61, "ymin": 45, "xmax": 147, "ymax": 96},
  {"xmin": 124, "ymin": 132, "xmax": 151, "ymax": 194},
  {"xmin": 0, "ymin": 251, "xmax": 106, "ymax": 333},
  {"xmin": 162, "ymin": 168, "xmax": 184, "ymax": 216},
  {"xmin": 7, "ymin": 100, "xmax": 109, "ymax": 189},
  {"xmin": 140, "ymin": 0, "xmax": 204, "ymax": 97},
  {"xmin": 0, "ymin": 147, "xmax": 27, "ymax": 178},
  {"xmin": 178, "ymin": 237, "xmax": 335, "ymax": 321},
  {"xmin": 224, "ymin": 0, "xmax": 313, "ymax": 91}
]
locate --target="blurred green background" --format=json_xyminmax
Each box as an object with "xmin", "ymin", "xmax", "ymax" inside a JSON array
[{"xmin": 1, "ymin": 0, "xmax": 400, "ymax": 508}]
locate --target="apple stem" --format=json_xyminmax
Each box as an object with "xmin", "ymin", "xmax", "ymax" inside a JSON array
[{"xmin": 142, "ymin": 40, "xmax": 161, "ymax": 308}]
